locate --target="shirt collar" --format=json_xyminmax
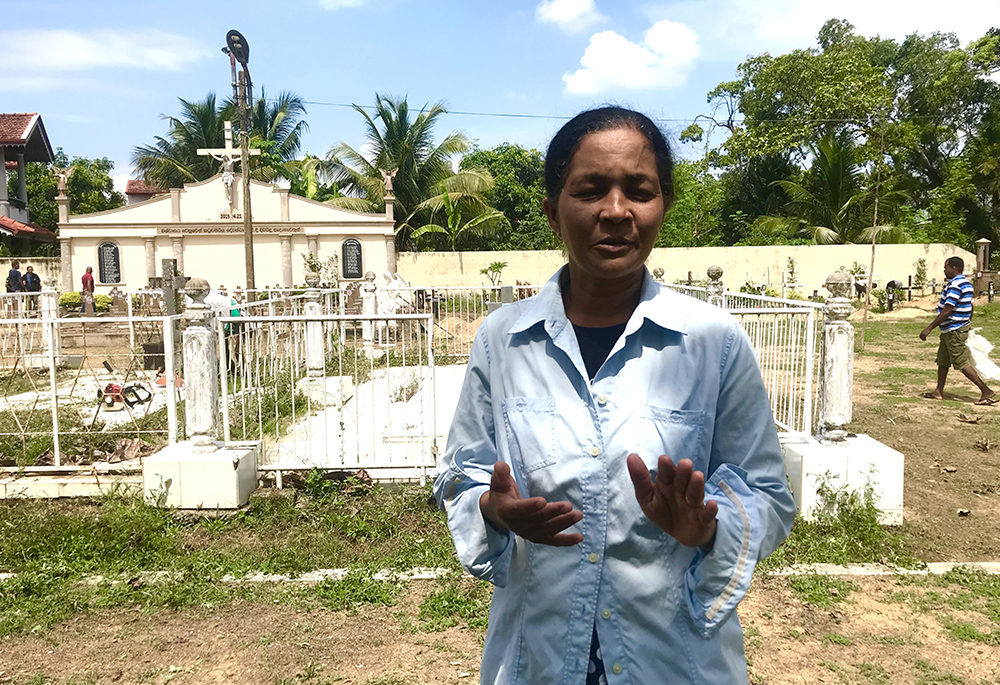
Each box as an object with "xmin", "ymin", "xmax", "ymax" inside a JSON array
[{"xmin": 508, "ymin": 266, "xmax": 690, "ymax": 338}]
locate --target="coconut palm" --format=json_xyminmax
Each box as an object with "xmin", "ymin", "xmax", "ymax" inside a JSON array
[
  {"xmin": 755, "ymin": 132, "xmax": 908, "ymax": 244},
  {"xmin": 408, "ymin": 187, "xmax": 505, "ymax": 251},
  {"xmin": 325, "ymin": 94, "xmax": 478, "ymax": 248},
  {"xmin": 132, "ymin": 91, "xmax": 309, "ymax": 188}
]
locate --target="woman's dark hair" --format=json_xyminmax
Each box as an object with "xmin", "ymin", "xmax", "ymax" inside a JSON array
[{"xmin": 544, "ymin": 107, "xmax": 675, "ymax": 204}]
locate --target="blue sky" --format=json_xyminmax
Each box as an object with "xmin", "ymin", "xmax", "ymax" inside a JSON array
[{"xmin": 3, "ymin": 0, "xmax": 997, "ymax": 192}]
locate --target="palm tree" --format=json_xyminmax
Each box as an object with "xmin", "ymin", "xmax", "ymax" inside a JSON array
[
  {"xmin": 325, "ymin": 94, "xmax": 477, "ymax": 248},
  {"xmin": 131, "ymin": 94, "xmax": 228, "ymax": 188},
  {"xmin": 132, "ymin": 91, "xmax": 309, "ymax": 188},
  {"xmin": 755, "ymin": 132, "xmax": 907, "ymax": 244},
  {"xmin": 409, "ymin": 188, "xmax": 505, "ymax": 251}
]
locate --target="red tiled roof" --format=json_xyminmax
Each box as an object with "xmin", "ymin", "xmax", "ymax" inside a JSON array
[
  {"xmin": 0, "ymin": 114, "xmax": 36, "ymax": 145},
  {"xmin": 0, "ymin": 113, "xmax": 53, "ymax": 163},
  {"xmin": 4, "ymin": 161, "xmax": 15, "ymax": 170},
  {"xmin": 0, "ymin": 215, "xmax": 57, "ymax": 242},
  {"xmin": 126, "ymin": 179, "xmax": 167, "ymax": 195}
]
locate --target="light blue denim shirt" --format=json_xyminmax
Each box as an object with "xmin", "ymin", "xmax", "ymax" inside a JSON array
[{"xmin": 434, "ymin": 267, "xmax": 796, "ymax": 685}]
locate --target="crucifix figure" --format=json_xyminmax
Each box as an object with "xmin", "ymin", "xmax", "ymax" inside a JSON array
[{"xmin": 196, "ymin": 121, "xmax": 259, "ymax": 208}]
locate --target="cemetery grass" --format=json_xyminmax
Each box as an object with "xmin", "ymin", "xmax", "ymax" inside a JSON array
[{"xmin": 6, "ymin": 299, "xmax": 1000, "ymax": 682}]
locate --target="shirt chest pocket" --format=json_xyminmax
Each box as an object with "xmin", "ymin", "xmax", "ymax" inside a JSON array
[
  {"xmin": 501, "ymin": 397, "xmax": 557, "ymax": 474},
  {"xmin": 632, "ymin": 405, "xmax": 707, "ymax": 470}
]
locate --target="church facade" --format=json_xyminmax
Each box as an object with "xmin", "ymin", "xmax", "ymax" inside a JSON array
[{"xmin": 57, "ymin": 173, "xmax": 396, "ymax": 294}]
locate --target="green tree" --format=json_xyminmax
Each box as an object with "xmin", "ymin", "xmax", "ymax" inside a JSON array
[
  {"xmin": 132, "ymin": 91, "xmax": 308, "ymax": 188},
  {"xmin": 656, "ymin": 159, "xmax": 723, "ymax": 247},
  {"xmin": 756, "ymin": 132, "xmax": 907, "ymax": 244},
  {"xmin": 9, "ymin": 149, "xmax": 124, "ymax": 232},
  {"xmin": 459, "ymin": 143, "xmax": 559, "ymax": 250},
  {"xmin": 409, "ymin": 189, "xmax": 504, "ymax": 251},
  {"xmin": 324, "ymin": 94, "xmax": 479, "ymax": 249}
]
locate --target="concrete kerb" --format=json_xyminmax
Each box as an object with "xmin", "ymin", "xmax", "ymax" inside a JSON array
[{"xmin": 3, "ymin": 562, "xmax": 1000, "ymax": 586}]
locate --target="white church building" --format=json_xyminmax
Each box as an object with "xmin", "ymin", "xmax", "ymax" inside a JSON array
[{"xmin": 57, "ymin": 173, "xmax": 396, "ymax": 294}]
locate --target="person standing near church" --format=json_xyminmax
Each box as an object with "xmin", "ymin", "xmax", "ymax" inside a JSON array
[
  {"xmin": 6, "ymin": 260, "xmax": 23, "ymax": 294},
  {"xmin": 22, "ymin": 265, "xmax": 41, "ymax": 311},
  {"xmin": 920, "ymin": 256, "xmax": 995, "ymax": 405},
  {"xmin": 81, "ymin": 266, "xmax": 95, "ymax": 295}
]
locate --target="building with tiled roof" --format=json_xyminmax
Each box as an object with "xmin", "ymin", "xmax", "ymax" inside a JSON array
[
  {"xmin": 125, "ymin": 179, "xmax": 168, "ymax": 205},
  {"xmin": 1, "ymin": 114, "xmax": 54, "ymax": 248}
]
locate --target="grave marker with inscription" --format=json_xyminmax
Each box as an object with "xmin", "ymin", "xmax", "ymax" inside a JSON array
[
  {"xmin": 98, "ymin": 241, "xmax": 122, "ymax": 284},
  {"xmin": 342, "ymin": 238, "xmax": 363, "ymax": 279}
]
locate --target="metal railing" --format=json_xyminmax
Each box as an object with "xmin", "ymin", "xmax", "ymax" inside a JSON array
[
  {"xmin": 0, "ymin": 290, "xmax": 183, "ymax": 470},
  {"xmin": 218, "ymin": 311, "xmax": 439, "ymax": 483}
]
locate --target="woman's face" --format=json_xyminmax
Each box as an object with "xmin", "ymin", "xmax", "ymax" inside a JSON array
[{"xmin": 543, "ymin": 127, "xmax": 668, "ymax": 288}]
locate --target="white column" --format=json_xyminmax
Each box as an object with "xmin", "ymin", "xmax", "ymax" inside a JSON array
[
  {"xmin": 171, "ymin": 236, "xmax": 184, "ymax": 274},
  {"xmin": 385, "ymin": 235, "xmax": 396, "ymax": 274},
  {"xmin": 59, "ymin": 237, "xmax": 72, "ymax": 293},
  {"xmin": 706, "ymin": 266, "xmax": 725, "ymax": 308},
  {"xmin": 182, "ymin": 278, "xmax": 220, "ymax": 451},
  {"xmin": 304, "ymin": 272, "xmax": 324, "ymax": 378},
  {"xmin": 144, "ymin": 237, "xmax": 156, "ymax": 284},
  {"xmin": 306, "ymin": 234, "xmax": 319, "ymax": 258},
  {"xmin": 818, "ymin": 272, "xmax": 854, "ymax": 442},
  {"xmin": 280, "ymin": 234, "xmax": 293, "ymax": 287}
]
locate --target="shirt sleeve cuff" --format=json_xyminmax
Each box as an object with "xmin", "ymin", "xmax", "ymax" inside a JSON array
[{"xmin": 683, "ymin": 464, "xmax": 761, "ymax": 637}]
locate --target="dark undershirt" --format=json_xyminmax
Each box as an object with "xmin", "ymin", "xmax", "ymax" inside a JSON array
[{"xmin": 573, "ymin": 322, "xmax": 627, "ymax": 381}]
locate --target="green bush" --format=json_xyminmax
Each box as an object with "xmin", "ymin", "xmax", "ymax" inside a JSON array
[
  {"xmin": 58, "ymin": 292, "xmax": 111, "ymax": 312},
  {"xmin": 871, "ymin": 288, "xmax": 888, "ymax": 313}
]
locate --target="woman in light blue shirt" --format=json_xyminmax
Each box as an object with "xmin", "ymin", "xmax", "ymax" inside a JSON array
[{"xmin": 434, "ymin": 107, "xmax": 796, "ymax": 684}]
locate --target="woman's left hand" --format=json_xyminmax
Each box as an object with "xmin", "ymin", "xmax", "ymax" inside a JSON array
[{"xmin": 626, "ymin": 453, "xmax": 718, "ymax": 549}]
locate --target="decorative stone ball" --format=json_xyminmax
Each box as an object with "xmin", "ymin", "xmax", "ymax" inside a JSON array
[
  {"xmin": 364, "ymin": 270, "xmax": 377, "ymax": 282},
  {"xmin": 824, "ymin": 272, "xmax": 852, "ymax": 299},
  {"xmin": 304, "ymin": 272, "xmax": 321, "ymax": 288},
  {"xmin": 652, "ymin": 267, "xmax": 665, "ymax": 280},
  {"xmin": 185, "ymin": 277, "xmax": 211, "ymax": 304},
  {"xmin": 707, "ymin": 265, "xmax": 723, "ymax": 280}
]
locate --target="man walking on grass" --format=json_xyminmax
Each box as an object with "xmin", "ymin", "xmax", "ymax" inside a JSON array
[{"xmin": 920, "ymin": 256, "xmax": 996, "ymax": 405}]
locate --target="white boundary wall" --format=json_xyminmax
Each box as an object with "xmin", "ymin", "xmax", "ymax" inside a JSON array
[{"xmin": 397, "ymin": 243, "xmax": 974, "ymax": 295}]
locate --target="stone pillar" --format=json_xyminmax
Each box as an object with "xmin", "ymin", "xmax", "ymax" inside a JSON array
[
  {"xmin": 59, "ymin": 237, "xmax": 72, "ymax": 293},
  {"xmin": 170, "ymin": 189, "xmax": 181, "ymax": 222},
  {"xmin": 57, "ymin": 193, "xmax": 69, "ymax": 224},
  {"xmin": 707, "ymin": 265, "xmax": 725, "ymax": 308},
  {"xmin": 16, "ymin": 153, "xmax": 27, "ymax": 204},
  {"xmin": 278, "ymin": 188, "xmax": 290, "ymax": 221},
  {"xmin": 280, "ymin": 234, "xmax": 293, "ymax": 287},
  {"xmin": 144, "ymin": 237, "xmax": 156, "ymax": 284},
  {"xmin": 975, "ymin": 238, "xmax": 991, "ymax": 295},
  {"xmin": 182, "ymin": 277, "xmax": 220, "ymax": 451},
  {"xmin": 384, "ymin": 191, "xmax": 395, "ymax": 223},
  {"xmin": 306, "ymin": 234, "xmax": 319, "ymax": 258},
  {"xmin": 818, "ymin": 272, "xmax": 854, "ymax": 442},
  {"xmin": 0, "ymin": 147, "xmax": 8, "ymax": 216},
  {"xmin": 305, "ymin": 272, "xmax": 324, "ymax": 377},
  {"xmin": 170, "ymin": 236, "xmax": 184, "ymax": 274},
  {"xmin": 385, "ymin": 235, "xmax": 397, "ymax": 274}
]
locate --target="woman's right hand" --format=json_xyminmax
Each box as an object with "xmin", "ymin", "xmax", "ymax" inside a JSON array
[{"xmin": 479, "ymin": 461, "xmax": 584, "ymax": 546}]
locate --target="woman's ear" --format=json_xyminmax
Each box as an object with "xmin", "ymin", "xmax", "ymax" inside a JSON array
[{"xmin": 542, "ymin": 197, "xmax": 561, "ymax": 238}]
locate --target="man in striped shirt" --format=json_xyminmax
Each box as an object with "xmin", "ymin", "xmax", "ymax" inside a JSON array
[{"xmin": 920, "ymin": 256, "xmax": 995, "ymax": 404}]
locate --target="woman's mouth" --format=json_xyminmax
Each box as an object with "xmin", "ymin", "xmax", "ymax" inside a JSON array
[{"xmin": 594, "ymin": 238, "xmax": 632, "ymax": 254}]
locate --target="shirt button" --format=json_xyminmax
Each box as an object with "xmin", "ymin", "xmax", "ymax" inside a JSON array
[
  {"xmin": 601, "ymin": 609, "xmax": 611, "ymax": 619},
  {"xmin": 612, "ymin": 663, "xmax": 623, "ymax": 675},
  {"xmin": 597, "ymin": 395, "xmax": 607, "ymax": 406},
  {"xmin": 590, "ymin": 446, "xmax": 601, "ymax": 457},
  {"xmin": 588, "ymin": 552, "xmax": 599, "ymax": 563}
]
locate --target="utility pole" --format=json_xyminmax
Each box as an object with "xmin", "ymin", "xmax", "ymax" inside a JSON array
[{"xmin": 224, "ymin": 30, "xmax": 256, "ymax": 301}]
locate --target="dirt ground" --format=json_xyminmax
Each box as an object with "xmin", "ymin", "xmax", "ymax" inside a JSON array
[
  {"xmin": 4, "ymin": 302, "xmax": 1000, "ymax": 684},
  {"xmin": 853, "ymin": 295, "xmax": 1000, "ymax": 561}
]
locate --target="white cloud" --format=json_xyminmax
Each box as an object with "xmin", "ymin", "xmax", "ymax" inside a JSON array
[
  {"xmin": 536, "ymin": 0, "xmax": 606, "ymax": 33},
  {"xmin": 318, "ymin": 0, "xmax": 369, "ymax": 9},
  {"xmin": 0, "ymin": 29, "xmax": 209, "ymax": 74},
  {"xmin": 563, "ymin": 20, "xmax": 700, "ymax": 94},
  {"xmin": 683, "ymin": 0, "xmax": 999, "ymax": 58}
]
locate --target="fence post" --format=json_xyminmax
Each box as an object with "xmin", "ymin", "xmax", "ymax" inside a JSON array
[
  {"xmin": 818, "ymin": 272, "xmax": 854, "ymax": 442},
  {"xmin": 304, "ymin": 272, "xmax": 324, "ymax": 379},
  {"xmin": 182, "ymin": 277, "xmax": 220, "ymax": 451},
  {"xmin": 707, "ymin": 265, "xmax": 725, "ymax": 308}
]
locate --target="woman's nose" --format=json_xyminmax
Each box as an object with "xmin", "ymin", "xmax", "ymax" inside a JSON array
[{"xmin": 599, "ymin": 188, "xmax": 629, "ymax": 222}]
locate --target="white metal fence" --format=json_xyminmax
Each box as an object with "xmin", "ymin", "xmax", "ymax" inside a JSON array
[
  {"xmin": 0, "ymin": 291, "xmax": 183, "ymax": 470},
  {"xmin": 217, "ymin": 311, "xmax": 440, "ymax": 483}
]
